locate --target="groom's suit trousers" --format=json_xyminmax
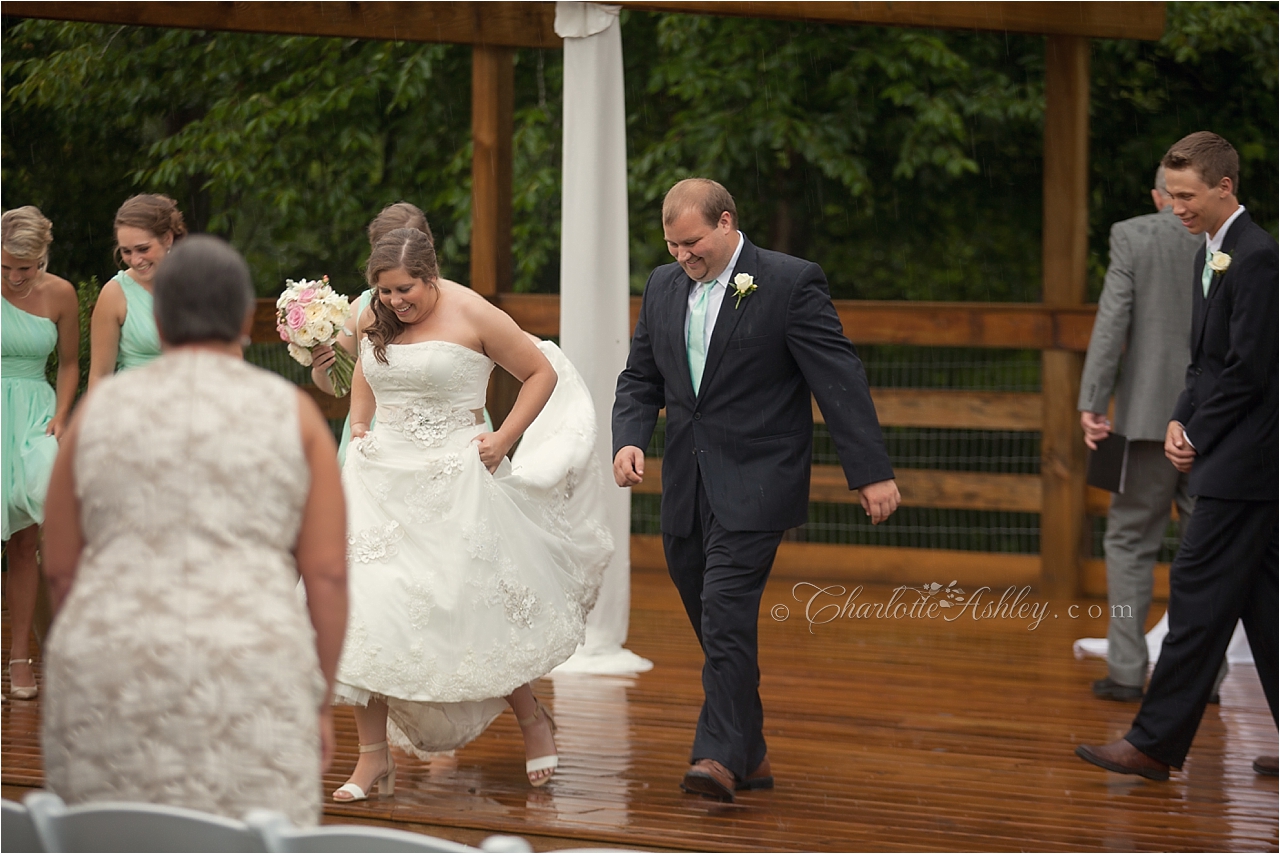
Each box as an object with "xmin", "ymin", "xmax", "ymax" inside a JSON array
[{"xmin": 664, "ymin": 470, "xmax": 783, "ymax": 780}]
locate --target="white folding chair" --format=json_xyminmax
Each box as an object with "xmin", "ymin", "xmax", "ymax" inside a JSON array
[
  {"xmin": 477, "ymin": 836, "xmax": 533, "ymax": 853},
  {"xmin": 247, "ymin": 810, "xmax": 479, "ymax": 853},
  {"xmin": 24, "ymin": 791, "xmax": 265, "ymax": 852},
  {"xmin": 3, "ymin": 798, "xmax": 44, "ymax": 852}
]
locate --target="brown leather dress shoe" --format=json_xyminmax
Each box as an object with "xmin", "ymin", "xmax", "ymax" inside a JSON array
[
  {"xmin": 1253, "ymin": 755, "xmax": 1278, "ymax": 776},
  {"xmin": 1075, "ymin": 739, "xmax": 1170, "ymax": 781},
  {"xmin": 681, "ymin": 759, "xmax": 735, "ymax": 802},
  {"xmin": 736, "ymin": 755, "xmax": 774, "ymax": 791}
]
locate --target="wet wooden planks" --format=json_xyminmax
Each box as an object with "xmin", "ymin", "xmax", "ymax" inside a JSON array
[{"xmin": 4, "ymin": 566, "xmax": 1276, "ymax": 852}]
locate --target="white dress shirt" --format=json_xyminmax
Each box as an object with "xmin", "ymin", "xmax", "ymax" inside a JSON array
[
  {"xmin": 1205, "ymin": 204, "xmax": 1246, "ymax": 256},
  {"xmin": 684, "ymin": 231, "xmax": 745, "ymax": 354}
]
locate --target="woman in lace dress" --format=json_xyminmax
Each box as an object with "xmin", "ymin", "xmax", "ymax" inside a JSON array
[
  {"xmin": 41, "ymin": 236, "xmax": 349, "ymax": 826},
  {"xmin": 88, "ymin": 194, "xmax": 186, "ymax": 389},
  {"xmin": 332, "ymin": 228, "xmax": 611, "ymax": 801}
]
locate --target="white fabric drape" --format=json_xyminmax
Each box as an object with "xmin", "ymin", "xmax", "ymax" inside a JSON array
[
  {"xmin": 552, "ymin": 2, "xmax": 652, "ymax": 675},
  {"xmin": 1073, "ymin": 615, "xmax": 1255, "ymax": 666}
]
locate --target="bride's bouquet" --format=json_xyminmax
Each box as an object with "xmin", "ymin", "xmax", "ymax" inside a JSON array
[{"xmin": 276, "ymin": 276, "xmax": 356, "ymax": 396}]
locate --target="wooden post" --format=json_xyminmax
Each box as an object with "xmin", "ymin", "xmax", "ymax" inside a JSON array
[
  {"xmin": 471, "ymin": 44, "xmax": 514, "ymax": 298},
  {"xmin": 471, "ymin": 45, "xmax": 518, "ymax": 426},
  {"xmin": 1040, "ymin": 35, "xmax": 1090, "ymax": 598}
]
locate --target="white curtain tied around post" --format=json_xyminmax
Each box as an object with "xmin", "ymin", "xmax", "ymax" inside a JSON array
[{"xmin": 552, "ymin": 2, "xmax": 652, "ymax": 675}]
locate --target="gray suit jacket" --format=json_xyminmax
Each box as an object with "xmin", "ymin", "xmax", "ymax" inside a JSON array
[{"xmin": 1078, "ymin": 207, "xmax": 1201, "ymax": 441}]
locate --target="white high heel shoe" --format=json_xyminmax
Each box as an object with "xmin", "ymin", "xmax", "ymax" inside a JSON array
[
  {"xmin": 518, "ymin": 701, "xmax": 558, "ymax": 787},
  {"xmin": 8, "ymin": 659, "xmax": 37, "ymax": 700},
  {"xmin": 332, "ymin": 741, "xmax": 396, "ymax": 802}
]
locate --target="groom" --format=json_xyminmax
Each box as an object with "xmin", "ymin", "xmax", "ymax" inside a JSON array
[{"xmin": 613, "ymin": 178, "xmax": 899, "ymax": 801}]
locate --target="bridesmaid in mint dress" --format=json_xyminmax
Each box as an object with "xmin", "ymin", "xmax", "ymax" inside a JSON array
[
  {"xmin": 1, "ymin": 206, "xmax": 79, "ymax": 700},
  {"xmin": 87, "ymin": 194, "xmax": 186, "ymax": 389},
  {"xmin": 311, "ymin": 203, "xmax": 484, "ymax": 465}
]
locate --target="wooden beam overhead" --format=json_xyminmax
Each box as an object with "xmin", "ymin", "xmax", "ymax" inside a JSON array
[
  {"xmin": 619, "ymin": 1, "xmax": 1165, "ymax": 40},
  {"xmin": 2, "ymin": 2, "xmax": 563, "ymax": 49}
]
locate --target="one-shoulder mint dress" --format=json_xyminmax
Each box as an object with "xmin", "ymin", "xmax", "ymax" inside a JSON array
[
  {"xmin": 2, "ymin": 298, "xmax": 60, "ymax": 540},
  {"xmin": 114, "ymin": 271, "xmax": 161, "ymax": 371}
]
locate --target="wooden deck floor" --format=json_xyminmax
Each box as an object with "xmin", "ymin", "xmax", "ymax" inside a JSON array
[{"xmin": 4, "ymin": 564, "xmax": 1277, "ymax": 851}]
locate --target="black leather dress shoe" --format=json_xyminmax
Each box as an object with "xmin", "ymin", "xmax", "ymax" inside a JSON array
[
  {"xmin": 1254, "ymin": 755, "xmax": 1279, "ymax": 776},
  {"xmin": 1092, "ymin": 676, "xmax": 1144, "ymax": 701}
]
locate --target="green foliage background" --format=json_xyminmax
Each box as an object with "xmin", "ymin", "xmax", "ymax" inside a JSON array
[{"xmin": 3, "ymin": 4, "xmax": 1276, "ymax": 303}]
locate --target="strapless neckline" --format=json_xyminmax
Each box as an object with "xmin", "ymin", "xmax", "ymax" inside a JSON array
[{"xmin": 387, "ymin": 339, "xmax": 488, "ymax": 359}]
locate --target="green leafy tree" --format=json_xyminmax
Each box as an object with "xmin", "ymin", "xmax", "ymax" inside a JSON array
[{"xmin": 4, "ymin": 4, "xmax": 1275, "ymax": 305}]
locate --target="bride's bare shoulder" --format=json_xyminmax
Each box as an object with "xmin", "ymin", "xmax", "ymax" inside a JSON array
[{"xmin": 440, "ymin": 279, "xmax": 499, "ymax": 315}]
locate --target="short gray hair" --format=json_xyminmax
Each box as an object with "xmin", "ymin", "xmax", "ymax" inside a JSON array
[
  {"xmin": 1154, "ymin": 164, "xmax": 1168, "ymax": 196},
  {"xmin": 153, "ymin": 235, "xmax": 254, "ymax": 345}
]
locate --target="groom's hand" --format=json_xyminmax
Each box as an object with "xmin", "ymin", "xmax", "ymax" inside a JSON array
[
  {"xmin": 613, "ymin": 446, "xmax": 646, "ymax": 487},
  {"xmin": 858, "ymin": 479, "xmax": 900, "ymax": 525}
]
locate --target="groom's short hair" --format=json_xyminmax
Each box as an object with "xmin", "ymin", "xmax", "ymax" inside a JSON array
[
  {"xmin": 663, "ymin": 178, "xmax": 738, "ymax": 230},
  {"xmin": 1161, "ymin": 132, "xmax": 1239, "ymax": 194}
]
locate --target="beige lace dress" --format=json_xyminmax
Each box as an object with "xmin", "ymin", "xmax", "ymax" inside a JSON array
[{"xmin": 42, "ymin": 351, "xmax": 327, "ymax": 826}]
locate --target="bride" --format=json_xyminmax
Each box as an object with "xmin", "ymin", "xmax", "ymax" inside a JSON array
[{"xmin": 332, "ymin": 228, "xmax": 611, "ymax": 801}]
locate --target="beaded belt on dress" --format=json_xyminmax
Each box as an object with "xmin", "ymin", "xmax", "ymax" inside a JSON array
[{"xmin": 377, "ymin": 398, "xmax": 484, "ymax": 448}]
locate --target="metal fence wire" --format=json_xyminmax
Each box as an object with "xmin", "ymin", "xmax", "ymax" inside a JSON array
[{"xmin": 636, "ymin": 346, "xmax": 1044, "ymax": 553}]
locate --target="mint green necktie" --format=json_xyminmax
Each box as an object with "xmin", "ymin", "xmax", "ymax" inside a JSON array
[
  {"xmin": 1201, "ymin": 253, "xmax": 1213, "ymax": 297},
  {"xmin": 688, "ymin": 281, "xmax": 713, "ymax": 395}
]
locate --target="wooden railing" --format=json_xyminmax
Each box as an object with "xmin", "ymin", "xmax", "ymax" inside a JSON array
[{"xmin": 254, "ymin": 296, "xmax": 1141, "ymax": 597}]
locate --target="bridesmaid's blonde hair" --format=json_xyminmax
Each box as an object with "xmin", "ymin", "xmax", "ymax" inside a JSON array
[
  {"xmin": 1, "ymin": 206, "xmax": 54, "ymax": 264},
  {"xmin": 364, "ymin": 228, "xmax": 440, "ymax": 365}
]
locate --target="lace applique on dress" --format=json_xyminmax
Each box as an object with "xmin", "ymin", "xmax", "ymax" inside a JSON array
[
  {"xmin": 405, "ymin": 453, "xmax": 465, "ymax": 522},
  {"xmin": 493, "ymin": 576, "xmax": 542, "ymax": 629},
  {"xmin": 404, "ymin": 581, "xmax": 436, "ymax": 630},
  {"xmin": 349, "ymin": 521, "xmax": 404, "ymax": 564},
  {"xmin": 462, "ymin": 519, "xmax": 499, "ymax": 563},
  {"xmin": 356, "ymin": 433, "xmax": 381, "ymax": 459},
  {"xmin": 379, "ymin": 396, "xmax": 476, "ymax": 449}
]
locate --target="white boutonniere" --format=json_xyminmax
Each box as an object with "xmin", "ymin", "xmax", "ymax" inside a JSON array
[
  {"xmin": 1208, "ymin": 250, "xmax": 1231, "ymax": 274},
  {"xmin": 731, "ymin": 272, "xmax": 757, "ymax": 308}
]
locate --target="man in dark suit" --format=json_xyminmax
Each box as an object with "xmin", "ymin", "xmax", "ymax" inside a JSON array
[
  {"xmin": 1077, "ymin": 132, "xmax": 1278, "ymax": 780},
  {"xmin": 613, "ymin": 178, "xmax": 899, "ymax": 801}
]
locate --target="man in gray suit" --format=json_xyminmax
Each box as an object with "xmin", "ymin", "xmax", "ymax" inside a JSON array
[{"xmin": 1078, "ymin": 166, "xmax": 1200, "ymax": 701}]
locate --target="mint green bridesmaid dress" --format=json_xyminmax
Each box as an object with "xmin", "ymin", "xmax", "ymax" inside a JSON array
[
  {"xmin": 113, "ymin": 271, "xmax": 161, "ymax": 371},
  {"xmin": 2, "ymin": 298, "xmax": 59, "ymax": 540}
]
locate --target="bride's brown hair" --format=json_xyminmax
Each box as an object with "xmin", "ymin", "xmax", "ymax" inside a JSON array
[{"xmin": 364, "ymin": 228, "xmax": 439, "ymax": 365}]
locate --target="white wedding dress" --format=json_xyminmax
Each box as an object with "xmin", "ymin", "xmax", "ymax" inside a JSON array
[{"xmin": 333, "ymin": 339, "xmax": 612, "ymax": 755}]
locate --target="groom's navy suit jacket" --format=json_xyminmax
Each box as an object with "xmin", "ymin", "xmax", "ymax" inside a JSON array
[
  {"xmin": 613, "ymin": 236, "xmax": 894, "ymax": 537},
  {"xmin": 1171, "ymin": 210, "xmax": 1278, "ymax": 500}
]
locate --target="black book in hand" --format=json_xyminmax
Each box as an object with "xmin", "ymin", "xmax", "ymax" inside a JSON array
[{"xmin": 1087, "ymin": 433, "xmax": 1129, "ymax": 494}]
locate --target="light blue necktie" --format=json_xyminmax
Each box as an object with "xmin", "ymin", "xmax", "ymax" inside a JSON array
[
  {"xmin": 1201, "ymin": 252, "xmax": 1213, "ymax": 297},
  {"xmin": 687, "ymin": 281, "xmax": 713, "ymax": 395}
]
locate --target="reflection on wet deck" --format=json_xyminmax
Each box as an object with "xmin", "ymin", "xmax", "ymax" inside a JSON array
[{"xmin": 4, "ymin": 566, "xmax": 1277, "ymax": 851}]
